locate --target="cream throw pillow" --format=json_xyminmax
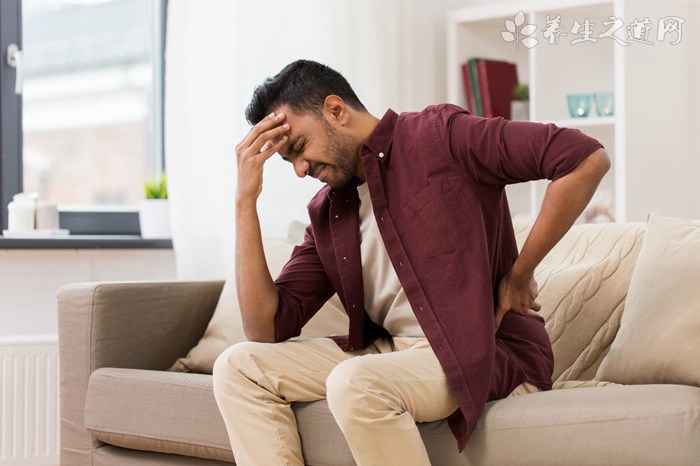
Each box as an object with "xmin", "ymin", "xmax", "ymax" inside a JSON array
[
  {"xmin": 596, "ymin": 212, "xmax": 700, "ymax": 385},
  {"xmin": 170, "ymin": 238, "xmax": 349, "ymax": 374},
  {"xmin": 512, "ymin": 218, "xmax": 645, "ymax": 383}
]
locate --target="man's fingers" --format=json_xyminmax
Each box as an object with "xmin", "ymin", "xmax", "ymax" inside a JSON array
[
  {"xmin": 532, "ymin": 300, "xmax": 542, "ymax": 312},
  {"xmin": 257, "ymin": 135, "xmax": 287, "ymax": 161},
  {"xmin": 494, "ymin": 308, "xmax": 507, "ymax": 331},
  {"xmin": 240, "ymin": 112, "xmax": 287, "ymax": 151},
  {"xmin": 249, "ymin": 122, "xmax": 290, "ymax": 155}
]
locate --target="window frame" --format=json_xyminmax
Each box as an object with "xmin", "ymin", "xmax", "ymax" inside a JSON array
[{"xmin": 0, "ymin": 0, "xmax": 168, "ymax": 235}]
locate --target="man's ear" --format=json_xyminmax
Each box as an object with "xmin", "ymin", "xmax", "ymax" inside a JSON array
[{"xmin": 323, "ymin": 95, "xmax": 350, "ymax": 126}]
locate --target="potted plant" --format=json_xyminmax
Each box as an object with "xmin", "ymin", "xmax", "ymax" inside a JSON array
[
  {"xmin": 511, "ymin": 83, "xmax": 530, "ymax": 121},
  {"xmin": 139, "ymin": 173, "xmax": 171, "ymax": 239}
]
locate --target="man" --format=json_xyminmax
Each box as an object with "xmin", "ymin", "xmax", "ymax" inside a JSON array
[{"xmin": 213, "ymin": 59, "xmax": 609, "ymax": 466}]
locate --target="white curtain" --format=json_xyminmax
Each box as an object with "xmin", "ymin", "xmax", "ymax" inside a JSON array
[{"xmin": 165, "ymin": 0, "xmax": 409, "ymax": 280}]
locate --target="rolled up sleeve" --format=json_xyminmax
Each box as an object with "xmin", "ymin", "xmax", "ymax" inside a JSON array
[
  {"xmin": 445, "ymin": 110, "xmax": 604, "ymax": 186},
  {"xmin": 273, "ymin": 224, "xmax": 336, "ymax": 342}
]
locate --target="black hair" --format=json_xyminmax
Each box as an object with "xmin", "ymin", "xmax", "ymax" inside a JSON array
[{"xmin": 245, "ymin": 59, "xmax": 367, "ymax": 125}]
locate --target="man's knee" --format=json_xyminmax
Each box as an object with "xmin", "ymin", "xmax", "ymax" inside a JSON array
[
  {"xmin": 326, "ymin": 357, "xmax": 383, "ymax": 422},
  {"xmin": 212, "ymin": 341, "xmax": 269, "ymax": 393}
]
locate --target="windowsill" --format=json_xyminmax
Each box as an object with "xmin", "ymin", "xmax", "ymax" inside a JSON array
[{"xmin": 0, "ymin": 235, "xmax": 173, "ymax": 249}]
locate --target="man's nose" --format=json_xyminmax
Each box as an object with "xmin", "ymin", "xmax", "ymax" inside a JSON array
[{"xmin": 292, "ymin": 157, "xmax": 309, "ymax": 178}]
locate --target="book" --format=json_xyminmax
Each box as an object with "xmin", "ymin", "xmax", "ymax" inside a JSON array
[
  {"xmin": 461, "ymin": 63, "xmax": 476, "ymax": 113},
  {"xmin": 476, "ymin": 59, "xmax": 519, "ymax": 119},
  {"xmin": 467, "ymin": 58, "xmax": 484, "ymax": 116}
]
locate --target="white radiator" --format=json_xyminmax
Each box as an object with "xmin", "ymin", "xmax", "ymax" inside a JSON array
[{"xmin": 0, "ymin": 336, "xmax": 60, "ymax": 466}]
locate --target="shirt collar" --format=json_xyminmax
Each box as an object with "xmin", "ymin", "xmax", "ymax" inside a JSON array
[
  {"xmin": 360, "ymin": 109, "xmax": 398, "ymax": 162},
  {"xmin": 327, "ymin": 109, "xmax": 398, "ymax": 201}
]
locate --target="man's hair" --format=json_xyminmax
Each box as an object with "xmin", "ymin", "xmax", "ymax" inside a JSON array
[{"xmin": 245, "ymin": 59, "xmax": 367, "ymax": 125}]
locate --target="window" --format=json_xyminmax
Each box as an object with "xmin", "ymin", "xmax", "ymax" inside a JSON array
[{"xmin": 1, "ymin": 0, "xmax": 167, "ymax": 234}]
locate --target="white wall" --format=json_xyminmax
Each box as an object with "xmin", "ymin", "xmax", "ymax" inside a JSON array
[{"xmin": 0, "ymin": 249, "xmax": 176, "ymax": 337}]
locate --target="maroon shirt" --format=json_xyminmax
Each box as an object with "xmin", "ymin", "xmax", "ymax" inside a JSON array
[{"xmin": 272, "ymin": 104, "xmax": 604, "ymax": 451}]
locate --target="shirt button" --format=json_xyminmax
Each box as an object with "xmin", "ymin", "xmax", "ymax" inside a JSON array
[
  {"xmin": 380, "ymin": 216, "xmax": 384, "ymax": 222},
  {"xmin": 335, "ymin": 214, "xmax": 339, "ymax": 219},
  {"xmin": 343, "ymin": 256, "xmax": 347, "ymax": 260},
  {"xmin": 399, "ymin": 261, "xmax": 403, "ymax": 267},
  {"xmin": 378, "ymin": 152, "xmax": 385, "ymax": 158}
]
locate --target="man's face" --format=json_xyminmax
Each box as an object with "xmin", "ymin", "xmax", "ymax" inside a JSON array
[{"xmin": 273, "ymin": 106, "xmax": 360, "ymax": 190}]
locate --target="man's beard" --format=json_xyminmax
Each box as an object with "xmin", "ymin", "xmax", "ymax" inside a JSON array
[{"xmin": 317, "ymin": 120, "xmax": 359, "ymax": 189}]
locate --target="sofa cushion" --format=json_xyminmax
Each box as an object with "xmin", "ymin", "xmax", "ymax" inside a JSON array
[
  {"xmin": 514, "ymin": 219, "xmax": 646, "ymax": 382},
  {"xmin": 93, "ymin": 445, "xmax": 234, "ymax": 466},
  {"xmin": 463, "ymin": 384, "xmax": 700, "ymax": 465},
  {"xmin": 85, "ymin": 368, "xmax": 235, "ymax": 463},
  {"xmin": 299, "ymin": 384, "xmax": 700, "ymax": 466},
  {"xmin": 170, "ymin": 236, "xmax": 349, "ymax": 374},
  {"xmin": 597, "ymin": 213, "xmax": 700, "ymax": 385},
  {"xmin": 86, "ymin": 368, "xmax": 700, "ymax": 466}
]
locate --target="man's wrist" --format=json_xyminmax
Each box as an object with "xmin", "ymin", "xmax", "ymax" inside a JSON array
[
  {"xmin": 236, "ymin": 194, "xmax": 258, "ymax": 209},
  {"xmin": 508, "ymin": 261, "xmax": 534, "ymax": 284}
]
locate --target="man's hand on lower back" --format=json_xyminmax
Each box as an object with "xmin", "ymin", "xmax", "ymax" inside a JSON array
[{"xmin": 495, "ymin": 270, "xmax": 542, "ymax": 331}]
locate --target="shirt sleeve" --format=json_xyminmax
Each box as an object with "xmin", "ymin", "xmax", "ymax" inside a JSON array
[
  {"xmin": 272, "ymin": 224, "xmax": 336, "ymax": 342},
  {"xmin": 445, "ymin": 109, "xmax": 604, "ymax": 186}
]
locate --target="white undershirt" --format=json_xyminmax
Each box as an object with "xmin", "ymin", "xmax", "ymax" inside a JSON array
[{"xmin": 357, "ymin": 182, "xmax": 424, "ymax": 337}]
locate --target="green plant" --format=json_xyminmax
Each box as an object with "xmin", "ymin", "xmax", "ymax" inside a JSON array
[
  {"xmin": 144, "ymin": 173, "xmax": 168, "ymax": 199},
  {"xmin": 512, "ymin": 83, "xmax": 529, "ymax": 101}
]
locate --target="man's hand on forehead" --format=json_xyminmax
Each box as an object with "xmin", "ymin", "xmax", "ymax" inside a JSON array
[
  {"xmin": 235, "ymin": 111, "xmax": 291, "ymax": 200},
  {"xmin": 258, "ymin": 112, "xmax": 293, "ymax": 154}
]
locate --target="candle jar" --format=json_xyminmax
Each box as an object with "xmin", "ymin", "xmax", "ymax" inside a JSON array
[
  {"xmin": 594, "ymin": 92, "xmax": 615, "ymax": 116},
  {"xmin": 567, "ymin": 94, "xmax": 592, "ymax": 118}
]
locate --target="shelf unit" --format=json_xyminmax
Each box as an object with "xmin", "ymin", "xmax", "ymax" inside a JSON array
[{"xmin": 447, "ymin": 0, "xmax": 700, "ymax": 222}]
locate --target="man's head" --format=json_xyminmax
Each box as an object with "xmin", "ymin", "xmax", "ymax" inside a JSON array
[
  {"xmin": 245, "ymin": 60, "xmax": 376, "ymax": 189},
  {"xmin": 245, "ymin": 60, "xmax": 366, "ymax": 125}
]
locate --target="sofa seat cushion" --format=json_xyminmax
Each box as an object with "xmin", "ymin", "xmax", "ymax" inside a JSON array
[
  {"xmin": 93, "ymin": 445, "xmax": 234, "ymax": 466},
  {"xmin": 465, "ymin": 384, "xmax": 700, "ymax": 465},
  {"xmin": 86, "ymin": 369, "xmax": 700, "ymax": 466},
  {"xmin": 85, "ymin": 368, "xmax": 235, "ymax": 463},
  {"xmin": 298, "ymin": 384, "xmax": 700, "ymax": 466}
]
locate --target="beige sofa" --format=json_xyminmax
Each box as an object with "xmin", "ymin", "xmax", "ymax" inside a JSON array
[{"xmin": 58, "ymin": 213, "xmax": 700, "ymax": 465}]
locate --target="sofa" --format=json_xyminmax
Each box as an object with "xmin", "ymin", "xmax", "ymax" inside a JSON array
[{"xmin": 58, "ymin": 212, "xmax": 700, "ymax": 465}]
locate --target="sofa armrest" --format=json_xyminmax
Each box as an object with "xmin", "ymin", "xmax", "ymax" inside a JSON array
[
  {"xmin": 58, "ymin": 280, "xmax": 223, "ymax": 371},
  {"xmin": 58, "ymin": 280, "xmax": 224, "ymax": 466}
]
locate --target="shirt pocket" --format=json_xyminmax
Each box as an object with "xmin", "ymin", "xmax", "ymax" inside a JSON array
[{"xmin": 403, "ymin": 178, "xmax": 472, "ymax": 257}]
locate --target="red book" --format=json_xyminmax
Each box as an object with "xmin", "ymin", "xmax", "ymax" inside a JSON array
[
  {"xmin": 461, "ymin": 63, "xmax": 476, "ymax": 113},
  {"xmin": 476, "ymin": 60, "xmax": 518, "ymax": 119}
]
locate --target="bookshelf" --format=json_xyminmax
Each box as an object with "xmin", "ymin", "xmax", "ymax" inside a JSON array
[{"xmin": 447, "ymin": 0, "xmax": 700, "ymax": 222}]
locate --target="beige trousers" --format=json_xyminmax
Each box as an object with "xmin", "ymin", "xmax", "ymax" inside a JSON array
[{"xmin": 212, "ymin": 337, "xmax": 537, "ymax": 466}]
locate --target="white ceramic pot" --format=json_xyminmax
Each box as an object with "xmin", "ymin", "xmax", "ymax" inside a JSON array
[
  {"xmin": 510, "ymin": 100, "xmax": 530, "ymax": 121},
  {"xmin": 139, "ymin": 199, "xmax": 172, "ymax": 239}
]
